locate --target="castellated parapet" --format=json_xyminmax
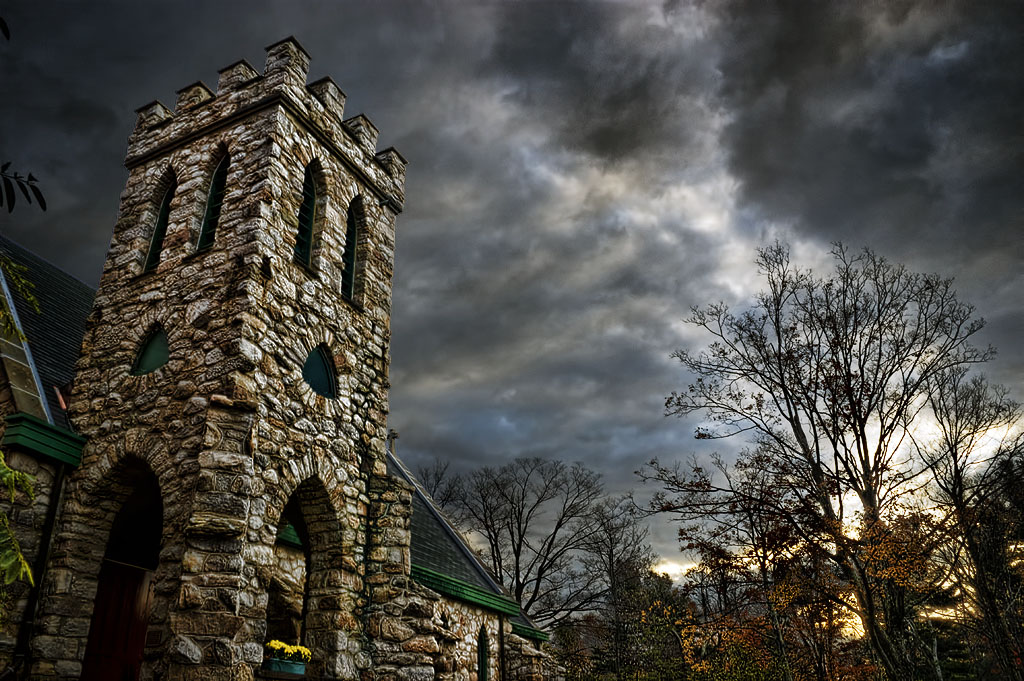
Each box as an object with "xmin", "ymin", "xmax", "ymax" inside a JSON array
[{"xmin": 28, "ymin": 37, "xmax": 421, "ymax": 681}]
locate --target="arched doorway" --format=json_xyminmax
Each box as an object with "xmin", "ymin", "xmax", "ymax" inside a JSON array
[{"xmin": 80, "ymin": 466, "xmax": 162, "ymax": 681}]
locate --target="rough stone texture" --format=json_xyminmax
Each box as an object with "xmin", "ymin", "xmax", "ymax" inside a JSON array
[
  {"xmin": 506, "ymin": 635, "xmax": 563, "ymax": 681},
  {"xmin": 264, "ymin": 543, "xmax": 305, "ymax": 645},
  {"xmin": 20, "ymin": 37, "xmax": 553, "ymax": 681}
]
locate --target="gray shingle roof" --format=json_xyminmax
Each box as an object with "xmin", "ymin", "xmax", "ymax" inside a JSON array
[
  {"xmin": 0, "ymin": 237, "xmax": 94, "ymax": 429},
  {"xmin": 387, "ymin": 452, "xmax": 504, "ymax": 592},
  {"xmin": 386, "ymin": 452, "xmax": 548, "ymax": 638}
]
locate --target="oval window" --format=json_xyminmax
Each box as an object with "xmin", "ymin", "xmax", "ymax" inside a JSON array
[
  {"xmin": 131, "ymin": 327, "xmax": 169, "ymax": 375},
  {"xmin": 302, "ymin": 345, "xmax": 337, "ymax": 398}
]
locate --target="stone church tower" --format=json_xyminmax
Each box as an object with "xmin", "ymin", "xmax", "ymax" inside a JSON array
[{"xmin": 30, "ymin": 38, "xmax": 411, "ymax": 680}]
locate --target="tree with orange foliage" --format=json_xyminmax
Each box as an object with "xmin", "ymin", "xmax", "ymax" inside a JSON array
[{"xmin": 652, "ymin": 243, "xmax": 992, "ymax": 681}]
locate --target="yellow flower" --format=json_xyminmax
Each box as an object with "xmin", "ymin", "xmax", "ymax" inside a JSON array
[{"xmin": 264, "ymin": 640, "xmax": 311, "ymax": 663}]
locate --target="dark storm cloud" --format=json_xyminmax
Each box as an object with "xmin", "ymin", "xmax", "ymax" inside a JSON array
[
  {"xmin": 477, "ymin": 3, "xmax": 718, "ymax": 161},
  {"xmin": 715, "ymin": 1, "xmax": 1024, "ymax": 271}
]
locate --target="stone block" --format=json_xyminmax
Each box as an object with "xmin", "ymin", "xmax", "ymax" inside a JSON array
[
  {"xmin": 402, "ymin": 635, "xmax": 440, "ymax": 655},
  {"xmin": 380, "ymin": 617, "xmax": 415, "ymax": 642},
  {"xmin": 134, "ymin": 101, "xmax": 173, "ymax": 131},
  {"xmin": 169, "ymin": 611, "xmax": 244, "ymax": 638},
  {"xmin": 185, "ymin": 512, "xmax": 247, "ymax": 538},
  {"xmin": 168, "ymin": 634, "xmax": 202, "ymax": 665},
  {"xmin": 344, "ymin": 114, "xmax": 379, "ymax": 153}
]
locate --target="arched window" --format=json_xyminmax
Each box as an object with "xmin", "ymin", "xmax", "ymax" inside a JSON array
[
  {"xmin": 302, "ymin": 344, "xmax": 336, "ymax": 398},
  {"xmin": 144, "ymin": 182, "xmax": 176, "ymax": 272},
  {"xmin": 131, "ymin": 326, "xmax": 169, "ymax": 376},
  {"xmin": 197, "ymin": 155, "xmax": 229, "ymax": 250},
  {"xmin": 477, "ymin": 626, "xmax": 489, "ymax": 681},
  {"xmin": 341, "ymin": 198, "xmax": 359, "ymax": 300},
  {"xmin": 294, "ymin": 165, "xmax": 317, "ymax": 268}
]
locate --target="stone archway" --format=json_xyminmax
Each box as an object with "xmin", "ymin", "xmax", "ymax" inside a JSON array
[
  {"xmin": 265, "ymin": 474, "xmax": 352, "ymax": 679},
  {"xmin": 80, "ymin": 464, "xmax": 162, "ymax": 681},
  {"xmin": 30, "ymin": 453, "xmax": 171, "ymax": 681}
]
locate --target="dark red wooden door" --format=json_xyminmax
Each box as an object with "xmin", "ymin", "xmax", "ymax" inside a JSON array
[{"xmin": 80, "ymin": 559, "xmax": 155, "ymax": 681}]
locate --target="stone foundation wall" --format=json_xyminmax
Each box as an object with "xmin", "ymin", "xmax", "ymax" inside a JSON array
[
  {"xmin": 507, "ymin": 635, "xmax": 563, "ymax": 681},
  {"xmin": 431, "ymin": 600, "xmax": 499, "ymax": 681}
]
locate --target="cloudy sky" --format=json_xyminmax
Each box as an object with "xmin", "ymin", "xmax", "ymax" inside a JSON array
[{"xmin": 2, "ymin": 1, "xmax": 1022, "ymax": 567}]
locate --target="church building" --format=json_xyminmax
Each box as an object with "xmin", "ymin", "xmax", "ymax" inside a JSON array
[{"xmin": 0, "ymin": 38, "xmax": 557, "ymax": 681}]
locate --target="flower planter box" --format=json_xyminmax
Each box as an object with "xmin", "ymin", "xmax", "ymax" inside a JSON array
[{"xmin": 263, "ymin": 658, "xmax": 306, "ymax": 677}]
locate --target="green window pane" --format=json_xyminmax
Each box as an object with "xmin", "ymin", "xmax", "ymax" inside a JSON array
[
  {"xmin": 131, "ymin": 327, "xmax": 169, "ymax": 376},
  {"xmin": 294, "ymin": 165, "xmax": 317, "ymax": 267},
  {"xmin": 144, "ymin": 184, "xmax": 175, "ymax": 272},
  {"xmin": 341, "ymin": 201, "xmax": 358, "ymax": 300},
  {"xmin": 478, "ymin": 626, "xmax": 489, "ymax": 681},
  {"xmin": 302, "ymin": 345, "xmax": 336, "ymax": 398},
  {"xmin": 197, "ymin": 156, "xmax": 229, "ymax": 251}
]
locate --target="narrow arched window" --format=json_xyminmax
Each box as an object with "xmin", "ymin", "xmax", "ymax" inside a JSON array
[
  {"xmin": 477, "ymin": 626, "xmax": 489, "ymax": 681},
  {"xmin": 197, "ymin": 155, "xmax": 229, "ymax": 250},
  {"xmin": 144, "ymin": 183, "xmax": 175, "ymax": 272},
  {"xmin": 341, "ymin": 199, "xmax": 359, "ymax": 300},
  {"xmin": 131, "ymin": 327, "xmax": 169, "ymax": 375},
  {"xmin": 294, "ymin": 165, "xmax": 317, "ymax": 268},
  {"xmin": 302, "ymin": 344, "xmax": 336, "ymax": 398}
]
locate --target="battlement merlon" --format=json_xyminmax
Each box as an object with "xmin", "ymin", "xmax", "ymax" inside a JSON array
[
  {"xmin": 343, "ymin": 114, "xmax": 379, "ymax": 154},
  {"xmin": 263, "ymin": 36, "xmax": 311, "ymax": 91},
  {"xmin": 217, "ymin": 60, "xmax": 261, "ymax": 93},
  {"xmin": 124, "ymin": 36, "xmax": 405, "ymax": 209},
  {"xmin": 175, "ymin": 82, "xmax": 215, "ymax": 112},
  {"xmin": 375, "ymin": 148, "xmax": 408, "ymax": 191},
  {"xmin": 308, "ymin": 76, "xmax": 346, "ymax": 124}
]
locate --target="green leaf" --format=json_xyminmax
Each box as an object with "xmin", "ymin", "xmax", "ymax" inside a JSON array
[
  {"xmin": 29, "ymin": 184, "xmax": 45, "ymax": 211},
  {"xmin": 2, "ymin": 177, "xmax": 14, "ymax": 213},
  {"xmin": 0, "ymin": 472, "xmax": 33, "ymax": 587},
  {"xmin": 16, "ymin": 179, "xmax": 31, "ymax": 203}
]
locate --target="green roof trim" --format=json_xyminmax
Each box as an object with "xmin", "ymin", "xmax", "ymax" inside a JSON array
[
  {"xmin": 276, "ymin": 522, "xmax": 303, "ymax": 548},
  {"xmin": 411, "ymin": 564, "xmax": 520, "ymax": 616},
  {"xmin": 511, "ymin": 621, "xmax": 550, "ymax": 642},
  {"xmin": 2, "ymin": 412, "xmax": 85, "ymax": 466}
]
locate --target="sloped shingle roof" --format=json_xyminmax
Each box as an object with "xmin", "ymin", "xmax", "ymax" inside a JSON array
[
  {"xmin": 0, "ymin": 236, "xmax": 94, "ymax": 429},
  {"xmin": 386, "ymin": 453, "xmax": 547, "ymax": 638}
]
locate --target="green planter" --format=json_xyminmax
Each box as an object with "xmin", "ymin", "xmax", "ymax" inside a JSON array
[{"xmin": 263, "ymin": 658, "xmax": 306, "ymax": 676}]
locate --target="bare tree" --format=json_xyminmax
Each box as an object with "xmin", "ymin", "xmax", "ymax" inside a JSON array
[
  {"xmin": 453, "ymin": 458, "xmax": 605, "ymax": 628},
  {"xmin": 655, "ymin": 243, "xmax": 990, "ymax": 681},
  {"xmin": 916, "ymin": 368, "xmax": 1024, "ymax": 680},
  {"xmin": 581, "ymin": 496, "xmax": 652, "ymax": 681},
  {"xmin": 414, "ymin": 456, "xmax": 461, "ymax": 509}
]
